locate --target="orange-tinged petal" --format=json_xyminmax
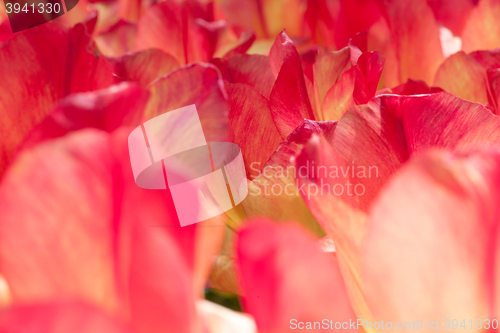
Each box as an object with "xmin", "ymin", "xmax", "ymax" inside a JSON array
[
  {"xmin": 434, "ymin": 51, "xmax": 491, "ymax": 105},
  {"xmin": 212, "ymin": 53, "xmax": 275, "ymax": 98},
  {"xmin": 377, "ymin": 0, "xmax": 443, "ymax": 85},
  {"xmin": 462, "ymin": 0, "xmax": 500, "ymax": 52},
  {"xmin": 226, "ymin": 82, "xmax": 281, "ymax": 179},
  {"xmin": 235, "ymin": 219, "xmax": 358, "ymax": 333},
  {"xmin": 109, "ymin": 49, "xmax": 180, "ymax": 87},
  {"xmin": 94, "ymin": 20, "xmax": 137, "ymax": 57},
  {"xmin": 322, "ymin": 51, "xmax": 384, "ymax": 120}
]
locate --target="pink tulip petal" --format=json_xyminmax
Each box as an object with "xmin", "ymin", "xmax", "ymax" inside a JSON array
[
  {"xmin": 0, "ymin": 302, "xmax": 133, "ymax": 333},
  {"xmin": 236, "ymin": 219, "xmax": 357, "ymax": 332},
  {"xmin": 363, "ymin": 148, "xmax": 500, "ymax": 324},
  {"xmin": 427, "ymin": 0, "xmax": 475, "ymax": 35}
]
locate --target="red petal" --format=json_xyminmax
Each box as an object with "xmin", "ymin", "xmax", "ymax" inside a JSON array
[
  {"xmin": 135, "ymin": 0, "xmax": 214, "ymax": 65},
  {"xmin": 109, "ymin": 49, "xmax": 180, "ymax": 87},
  {"xmin": 235, "ymin": 219, "xmax": 357, "ymax": 332},
  {"xmin": 334, "ymin": 0, "xmax": 382, "ymax": 48},
  {"xmin": 213, "ymin": 53, "xmax": 275, "ymax": 99},
  {"xmin": 94, "ymin": 20, "xmax": 137, "ymax": 57},
  {"xmin": 0, "ymin": 22, "xmax": 114, "ymax": 176},
  {"xmin": 146, "ymin": 63, "xmax": 229, "ymax": 142},
  {"xmin": 390, "ymin": 78, "xmax": 443, "ymax": 95},
  {"xmin": 427, "ymin": 0, "xmax": 476, "ymax": 35},
  {"xmin": 0, "ymin": 302, "xmax": 133, "ymax": 333},
  {"xmin": 226, "ymin": 82, "xmax": 282, "ymax": 179},
  {"xmin": 21, "ymin": 82, "xmax": 150, "ymax": 148},
  {"xmin": 363, "ymin": 148, "xmax": 500, "ymax": 323},
  {"xmin": 269, "ymin": 31, "xmax": 314, "ymax": 139}
]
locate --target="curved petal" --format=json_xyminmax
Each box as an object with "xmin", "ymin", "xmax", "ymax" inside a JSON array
[
  {"xmin": 213, "ymin": 54, "xmax": 275, "ymax": 99},
  {"xmin": 21, "ymin": 82, "xmax": 150, "ymax": 148},
  {"xmin": 377, "ymin": 0, "xmax": 443, "ymax": 85},
  {"xmin": 0, "ymin": 22, "xmax": 114, "ymax": 176},
  {"xmin": 0, "ymin": 129, "xmax": 224, "ymax": 332},
  {"xmin": 94, "ymin": 20, "xmax": 137, "ymax": 57},
  {"xmin": 145, "ymin": 63, "xmax": 229, "ymax": 142},
  {"xmin": 235, "ymin": 219, "xmax": 357, "ymax": 333},
  {"xmin": 269, "ymin": 30, "xmax": 314, "ymax": 139},
  {"xmin": 109, "ymin": 49, "xmax": 180, "ymax": 87},
  {"xmin": 226, "ymin": 82, "xmax": 281, "ymax": 179},
  {"xmin": 363, "ymin": 148, "xmax": 500, "ymax": 325},
  {"xmin": 462, "ymin": 0, "xmax": 500, "ymax": 52},
  {"xmin": 242, "ymin": 119, "xmax": 335, "ymax": 236}
]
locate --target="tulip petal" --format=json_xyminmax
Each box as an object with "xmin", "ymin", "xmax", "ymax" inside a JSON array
[
  {"xmin": 462, "ymin": 0, "xmax": 500, "ymax": 52},
  {"xmin": 322, "ymin": 51, "xmax": 384, "ymax": 120},
  {"xmin": 0, "ymin": 22, "xmax": 114, "ymax": 176},
  {"xmin": 135, "ymin": 0, "xmax": 214, "ymax": 65},
  {"xmin": 363, "ymin": 148, "xmax": 500, "ymax": 324},
  {"xmin": 22, "ymin": 82, "xmax": 150, "ymax": 148},
  {"xmin": 94, "ymin": 20, "xmax": 137, "ymax": 57},
  {"xmin": 145, "ymin": 63, "xmax": 229, "ymax": 142},
  {"xmin": 0, "ymin": 302, "xmax": 133, "ymax": 333},
  {"xmin": 109, "ymin": 49, "xmax": 180, "ymax": 87},
  {"xmin": 235, "ymin": 219, "xmax": 357, "ymax": 332},
  {"xmin": 269, "ymin": 31, "xmax": 314, "ymax": 139},
  {"xmin": 0, "ymin": 129, "xmax": 225, "ymax": 333},
  {"xmin": 427, "ymin": 0, "xmax": 475, "ymax": 35},
  {"xmin": 242, "ymin": 119, "xmax": 334, "ymax": 236},
  {"xmin": 377, "ymin": 0, "xmax": 443, "ymax": 85},
  {"xmin": 390, "ymin": 78, "xmax": 443, "ymax": 95},
  {"xmin": 226, "ymin": 82, "xmax": 281, "ymax": 179},
  {"xmin": 434, "ymin": 51, "xmax": 491, "ymax": 105},
  {"xmin": 213, "ymin": 54, "xmax": 275, "ymax": 98}
]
